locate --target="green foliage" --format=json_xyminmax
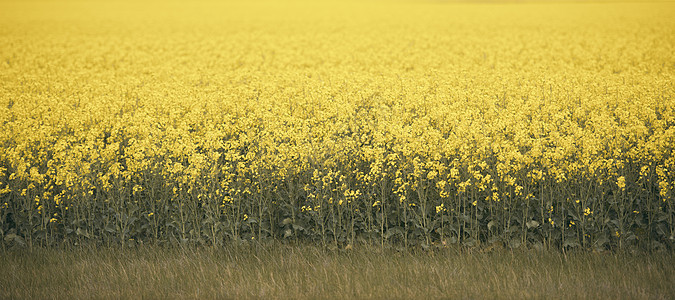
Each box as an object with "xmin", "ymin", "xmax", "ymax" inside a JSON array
[{"xmin": 0, "ymin": 146, "xmax": 673, "ymax": 251}]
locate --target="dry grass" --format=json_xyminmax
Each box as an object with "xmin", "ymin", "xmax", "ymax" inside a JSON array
[{"xmin": 1, "ymin": 244, "xmax": 673, "ymax": 299}]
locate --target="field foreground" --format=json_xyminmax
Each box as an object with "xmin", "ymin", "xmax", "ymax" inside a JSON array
[{"xmin": 0, "ymin": 244, "xmax": 673, "ymax": 299}]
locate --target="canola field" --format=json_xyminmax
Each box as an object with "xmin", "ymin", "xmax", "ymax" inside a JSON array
[{"xmin": 1, "ymin": 0, "xmax": 674, "ymax": 250}]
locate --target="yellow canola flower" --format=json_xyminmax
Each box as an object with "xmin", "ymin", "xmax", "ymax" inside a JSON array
[
  {"xmin": 617, "ymin": 176, "xmax": 626, "ymax": 191},
  {"xmin": 0, "ymin": 0, "xmax": 672, "ymax": 248}
]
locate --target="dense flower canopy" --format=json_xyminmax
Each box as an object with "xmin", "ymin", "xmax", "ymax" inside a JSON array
[{"xmin": 0, "ymin": 0, "xmax": 673, "ymax": 250}]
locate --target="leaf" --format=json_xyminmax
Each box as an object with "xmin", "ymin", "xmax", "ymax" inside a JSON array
[
  {"xmin": 563, "ymin": 240, "xmax": 580, "ymax": 248},
  {"xmin": 385, "ymin": 226, "xmax": 404, "ymax": 239},
  {"xmin": 506, "ymin": 225, "xmax": 521, "ymax": 234},
  {"xmin": 4, "ymin": 233, "xmax": 16, "ymax": 242},
  {"xmin": 4, "ymin": 233, "xmax": 25, "ymax": 247},
  {"xmin": 509, "ymin": 238, "xmax": 522, "ymax": 249},
  {"xmin": 609, "ymin": 219, "xmax": 620, "ymax": 228},
  {"xmin": 487, "ymin": 220, "xmax": 496, "ymax": 230},
  {"xmin": 526, "ymin": 220, "xmax": 540, "ymax": 229},
  {"xmin": 75, "ymin": 228, "xmax": 91, "ymax": 238},
  {"xmin": 595, "ymin": 236, "xmax": 609, "ymax": 247},
  {"xmin": 531, "ymin": 242, "xmax": 544, "ymax": 251},
  {"xmin": 105, "ymin": 224, "xmax": 117, "ymax": 233},
  {"xmin": 463, "ymin": 238, "xmax": 477, "ymax": 247},
  {"xmin": 625, "ymin": 233, "xmax": 637, "ymax": 242},
  {"xmin": 447, "ymin": 236, "xmax": 458, "ymax": 244},
  {"xmin": 651, "ymin": 241, "xmax": 664, "ymax": 251}
]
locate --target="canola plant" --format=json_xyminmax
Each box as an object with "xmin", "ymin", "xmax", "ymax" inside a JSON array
[{"xmin": 0, "ymin": 0, "xmax": 674, "ymax": 250}]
